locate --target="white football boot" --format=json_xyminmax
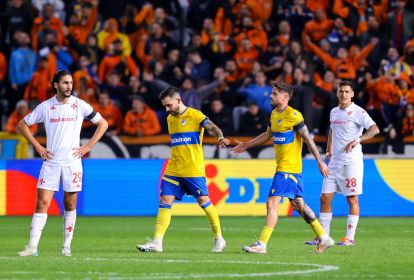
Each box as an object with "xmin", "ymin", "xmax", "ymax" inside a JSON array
[
  {"xmin": 18, "ymin": 245, "xmax": 38, "ymax": 257},
  {"xmin": 211, "ymin": 237, "xmax": 226, "ymax": 252}
]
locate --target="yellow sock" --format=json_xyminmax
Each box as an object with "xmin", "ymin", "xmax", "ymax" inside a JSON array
[
  {"xmin": 201, "ymin": 201, "xmax": 222, "ymax": 238},
  {"xmin": 154, "ymin": 204, "xmax": 172, "ymax": 241},
  {"xmin": 310, "ymin": 219, "xmax": 326, "ymax": 237},
  {"xmin": 259, "ymin": 226, "xmax": 273, "ymax": 245}
]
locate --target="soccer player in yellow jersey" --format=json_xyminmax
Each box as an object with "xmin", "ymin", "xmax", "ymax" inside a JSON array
[
  {"xmin": 233, "ymin": 81, "xmax": 334, "ymax": 254},
  {"xmin": 137, "ymin": 86, "xmax": 230, "ymax": 253}
]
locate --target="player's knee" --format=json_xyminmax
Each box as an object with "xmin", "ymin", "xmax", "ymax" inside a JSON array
[
  {"xmin": 36, "ymin": 199, "xmax": 51, "ymax": 211},
  {"xmin": 347, "ymin": 195, "xmax": 359, "ymax": 205}
]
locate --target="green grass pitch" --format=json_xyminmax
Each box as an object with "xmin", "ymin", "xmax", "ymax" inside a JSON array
[{"xmin": 1, "ymin": 216, "xmax": 413, "ymax": 279}]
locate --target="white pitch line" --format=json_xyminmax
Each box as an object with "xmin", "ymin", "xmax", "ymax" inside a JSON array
[{"xmin": 0, "ymin": 257, "xmax": 339, "ymax": 279}]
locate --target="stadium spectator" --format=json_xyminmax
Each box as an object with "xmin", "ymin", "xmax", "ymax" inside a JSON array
[
  {"xmin": 31, "ymin": 3, "xmax": 64, "ymax": 51},
  {"xmin": 32, "ymin": 0, "xmax": 65, "ymax": 19},
  {"xmin": 3, "ymin": 0, "xmax": 33, "ymax": 46},
  {"xmin": 40, "ymin": 30, "xmax": 73, "ymax": 73},
  {"xmin": 67, "ymin": 0, "xmax": 98, "ymax": 45},
  {"xmin": 123, "ymin": 96, "xmax": 161, "ymax": 136},
  {"xmin": 97, "ymin": 18, "xmax": 132, "ymax": 56},
  {"xmin": 90, "ymin": 91, "xmax": 123, "ymax": 136},
  {"xmin": 6, "ymin": 100, "xmax": 38, "ymax": 135},
  {"xmin": 238, "ymin": 71, "xmax": 273, "ymax": 115},
  {"xmin": 238, "ymin": 101, "xmax": 268, "ymax": 135},
  {"xmin": 98, "ymin": 39, "xmax": 139, "ymax": 84},
  {"xmin": 386, "ymin": 0, "xmax": 414, "ymax": 53},
  {"xmin": 207, "ymin": 97, "xmax": 233, "ymax": 136},
  {"xmin": 402, "ymin": 104, "xmax": 414, "ymax": 136},
  {"xmin": 23, "ymin": 56, "xmax": 52, "ymax": 107}
]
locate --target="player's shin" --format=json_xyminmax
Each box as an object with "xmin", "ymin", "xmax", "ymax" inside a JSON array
[
  {"xmin": 154, "ymin": 203, "xmax": 172, "ymax": 244},
  {"xmin": 201, "ymin": 201, "xmax": 222, "ymax": 238},
  {"xmin": 259, "ymin": 226, "xmax": 273, "ymax": 245},
  {"xmin": 29, "ymin": 213, "xmax": 48, "ymax": 248},
  {"xmin": 319, "ymin": 212, "xmax": 333, "ymax": 236},
  {"xmin": 63, "ymin": 210, "xmax": 77, "ymax": 248},
  {"xmin": 346, "ymin": 214, "xmax": 359, "ymax": 240}
]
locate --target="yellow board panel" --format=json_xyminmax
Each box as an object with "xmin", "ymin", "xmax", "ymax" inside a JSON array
[
  {"xmin": 375, "ymin": 159, "xmax": 414, "ymax": 203},
  {"xmin": 0, "ymin": 171, "xmax": 6, "ymax": 216}
]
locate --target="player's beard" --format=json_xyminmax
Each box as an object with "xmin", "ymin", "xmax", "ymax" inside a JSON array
[{"xmin": 168, "ymin": 107, "xmax": 180, "ymax": 116}]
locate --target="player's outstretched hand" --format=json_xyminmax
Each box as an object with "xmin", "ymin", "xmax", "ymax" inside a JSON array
[
  {"xmin": 219, "ymin": 137, "xmax": 231, "ymax": 148},
  {"xmin": 36, "ymin": 145, "xmax": 54, "ymax": 161},
  {"xmin": 344, "ymin": 140, "xmax": 358, "ymax": 153},
  {"xmin": 318, "ymin": 161, "xmax": 330, "ymax": 178},
  {"xmin": 72, "ymin": 146, "xmax": 91, "ymax": 158},
  {"xmin": 231, "ymin": 139, "xmax": 248, "ymax": 153}
]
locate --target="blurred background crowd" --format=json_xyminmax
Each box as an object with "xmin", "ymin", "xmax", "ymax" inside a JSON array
[{"xmin": 0, "ymin": 0, "xmax": 413, "ymax": 152}]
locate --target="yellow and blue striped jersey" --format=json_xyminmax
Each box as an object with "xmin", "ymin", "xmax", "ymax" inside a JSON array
[
  {"xmin": 270, "ymin": 106, "xmax": 305, "ymax": 174},
  {"xmin": 164, "ymin": 107, "xmax": 208, "ymax": 177}
]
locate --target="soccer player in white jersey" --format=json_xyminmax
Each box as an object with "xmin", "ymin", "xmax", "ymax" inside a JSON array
[
  {"xmin": 17, "ymin": 70, "xmax": 108, "ymax": 257},
  {"xmin": 305, "ymin": 80, "xmax": 379, "ymax": 247}
]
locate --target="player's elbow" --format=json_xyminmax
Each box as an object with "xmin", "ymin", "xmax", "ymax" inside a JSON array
[
  {"xmin": 371, "ymin": 125, "xmax": 380, "ymax": 136},
  {"xmin": 16, "ymin": 120, "xmax": 26, "ymax": 134}
]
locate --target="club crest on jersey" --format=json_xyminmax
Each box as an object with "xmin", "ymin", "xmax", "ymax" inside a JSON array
[
  {"xmin": 50, "ymin": 105, "xmax": 56, "ymax": 110},
  {"xmin": 71, "ymin": 103, "xmax": 77, "ymax": 110},
  {"xmin": 181, "ymin": 119, "xmax": 187, "ymax": 126},
  {"xmin": 277, "ymin": 119, "xmax": 282, "ymax": 125},
  {"xmin": 347, "ymin": 111, "xmax": 352, "ymax": 115}
]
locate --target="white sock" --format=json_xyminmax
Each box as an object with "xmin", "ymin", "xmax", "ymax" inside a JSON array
[
  {"xmin": 29, "ymin": 213, "xmax": 48, "ymax": 248},
  {"xmin": 319, "ymin": 212, "xmax": 333, "ymax": 236},
  {"xmin": 63, "ymin": 210, "xmax": 77, "ymax": 248},
  {"xmin": 346, "ymin": 214, "xmax": 359, "ymax": 240}
]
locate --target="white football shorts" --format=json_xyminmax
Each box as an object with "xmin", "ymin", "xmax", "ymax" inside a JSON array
[
  {"xmin": 37, "ymin": 162, "xmax": 83, "ymax": 192},
  {"xmin": 322, "ymin": 161, "xmax": 363, "ymax": 196}
]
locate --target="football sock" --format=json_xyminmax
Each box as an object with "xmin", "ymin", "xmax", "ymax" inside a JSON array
[
  {"xmin": 29, "ymin": 213, "xmax": 47, "ymax": 248},
  {"xmin": 63, "ymin": 210, "xmax": 76, "ymax": 248},
  {"xmin": 319, "ymin": 212, "xmax": 333, "ymax": 236},
  {"xmin": 153, "ymin": 203, "xmax": 172, "ymax": 243},
  {"xmin": 346, "ymin": 215, "xmax": 359, "ymax": 240},
  {"xmin": 201, "ymin": 201, "xmax": 222, "ymax": 238},
  {"xmin": 310, "ymin": 219, "xmax": 328, "ymax": 241},
  {"xmin": 258, "ymin": 226, "xmax": 273, "ymax": 245}
]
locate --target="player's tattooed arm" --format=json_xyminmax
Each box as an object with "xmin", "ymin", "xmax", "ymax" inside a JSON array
[
  {"xmin": 360, "ymin": 124, "xmax": 380, "ymax": 141},
  {"xmin": 290, "ymin": 197, "xmax": 317, "ymax": 224},
  {"xmin": 204, "ymin": 119, "xmax": 230, "ymax": 148},
  {"xmin": 345, "ymin": 124, "xmax": 380, "ymax": 153},
  {"xmin": 298, "ymin": 124, "xmax": 329, "ymax": 177}
]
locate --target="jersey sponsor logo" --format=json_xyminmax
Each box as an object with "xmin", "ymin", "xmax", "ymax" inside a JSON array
[
  {"xmin": 170, "ymin": 132, "xmax": 200, "ymax": 146},
  {"xmin": 331, "ymin": 119, "xmax": 349, "ymax": 125},
  {"xmin": 272, "ymin": 130, "xmax": 294, "ymax": 144},
  {"xmin": 49, "ymin": 116, "xmax": 78, "ymax": 123}
]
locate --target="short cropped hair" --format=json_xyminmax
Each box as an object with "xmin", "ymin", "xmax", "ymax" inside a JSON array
[
  {"xmin": 158, "ymin": 86, "xmax": 180, "ymax": 100},
  {"xmin": 52, "ymin": 70, "xmax": 72, "ymax": 93},
  {"xmin": 337, "ymin": 80, "xmax": 354, "ymax": 91},
  {"xmin": 271, "ymin": 81, "xmax": 293, "ymax": 99}
]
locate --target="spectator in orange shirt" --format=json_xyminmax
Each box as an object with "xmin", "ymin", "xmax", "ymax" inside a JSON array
[
  {"xmin": 402, "ymin": 104, "xmax": 414, "ymax": 136},
  {"xmin": 31, "ymin": 3, "xmax": 64, "ymax": 51},
  {"xmin": 234, "ymin": 38, "xmax": 260, "ymax": 77},
  {"xmin": 23, "ymin": 57, "xmax": 52, "ymax": 107},
  {"xmin": 234, "ymin": 16, "xmax": 268, "ymax": 52},
  {"xmin": 306, "ymin": 36, "xmax": 377, "ymax": 81},
  {"xmin": 6, "ymin": 100, "xmax": 38, "ymax": 135},
  {"xmin": 92, "ymin": 91, "xmax": 123, "ymax": 136},
  {"xmin": 302, "ymin": 8, "xmax": 334, "ymax": 46},
  {"xmin": 67, "ymin": 0, "xmax": 98, "ymax": 45},
  {"xmin": 73, "ymin": 56, "xmax": 97, "ymax": 90},
  {"xmin": 98, "ymin": 39, "xmax": 139, "ymax": 84},
  {"xmin": 123, "ymin": 96, "xmax": 161, "ymax": 136}
]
